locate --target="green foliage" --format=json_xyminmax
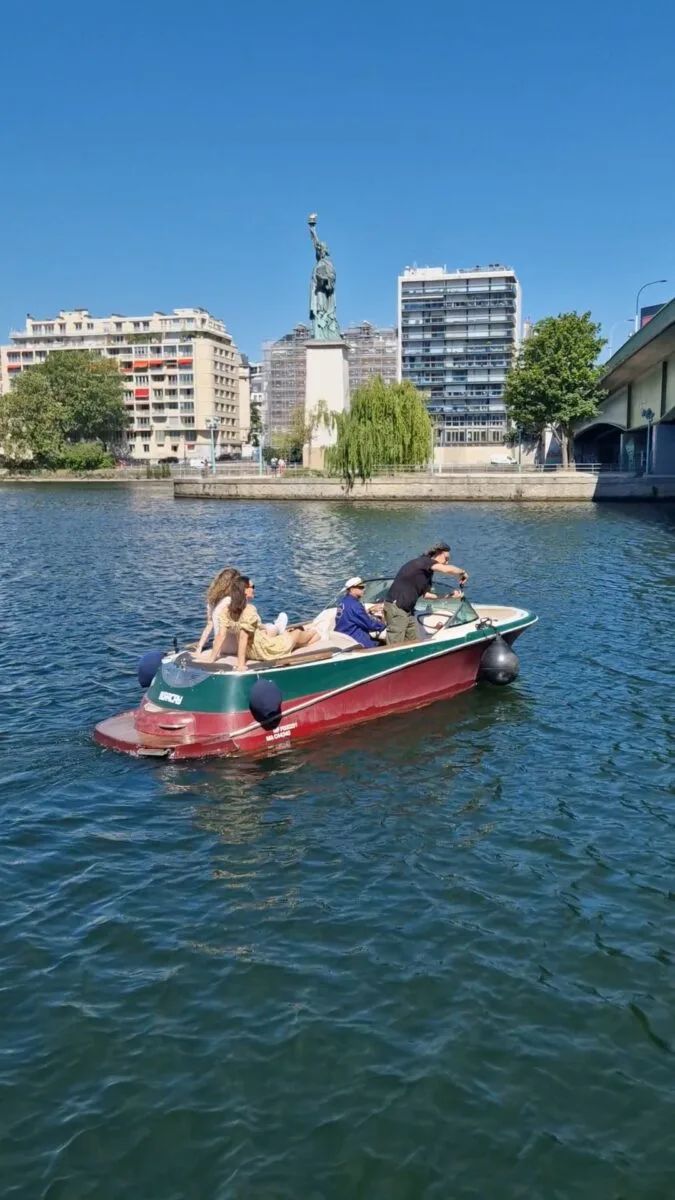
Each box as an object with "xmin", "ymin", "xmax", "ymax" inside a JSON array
[
  {"xmin": 264, "ymin": 404, "xmax": 311, "ymax": 463},
  {"xmin": 249, "ymin": 396, "xmax": 263, "ymax": 447},
  {"xmin": 504, "ymin": 312, "xmax": 606, "ymax": 465},
  {"xmin": 324, "ymin": 377, "xmax": 432, "ymax": 486},
  {"xmin": 57, "ymin": 443, "xmax": 115, "ymax": 471},
  {"xmin": 145, "ymin": 464, "xmax": 171, "ymax": 478},
  {"xmin": 0, "ymin": 371, "xmax": 67, "ymax": 466},
  {"xmin": 0, "ymin": 351, "xmax": 126, "ymax": 466}
]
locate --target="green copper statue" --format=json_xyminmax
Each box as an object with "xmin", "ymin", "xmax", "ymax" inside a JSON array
[{"xmin": 308, "ymin": 213, "xmax": 341, "ymax": 340}]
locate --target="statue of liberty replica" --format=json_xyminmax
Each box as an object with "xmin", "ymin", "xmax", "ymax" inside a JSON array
[{"xmin": 308, "ymin": 213, "xmax": 341, "ymax": 340}]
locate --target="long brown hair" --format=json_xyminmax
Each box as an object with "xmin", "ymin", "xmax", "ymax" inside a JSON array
[
  {"xmin": 227, "ymin": 575, "xmax": 248, "ymax": 622},
  {"xmin": 206, "ymin": 566, "xmax": 240, "ymax": 609}
]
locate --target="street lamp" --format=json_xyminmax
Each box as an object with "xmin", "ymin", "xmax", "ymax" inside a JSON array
[
  {"xmin": 206, "ymin": 416, "xmax": 220, "ymax": 474},
  {"xmin": 634, "ymin": 279, "xmax": 667, "ymax": 333},
  {"xmin": 641, "ymin": 408, "xmax": 655, "ymax": 476},
  {"xmin": 607, "ymin": 319, "xmax": 633, "ymax": 356}
]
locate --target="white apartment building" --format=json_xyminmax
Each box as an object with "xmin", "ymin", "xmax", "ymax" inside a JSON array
[{"xmin": 0, "ymin": 307, "xmax": 244, "ymax": 461}]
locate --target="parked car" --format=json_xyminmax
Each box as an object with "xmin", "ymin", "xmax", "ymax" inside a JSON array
[{"xmin": 490, "ymin": 454, "xmax": 517, "ymax": 466}]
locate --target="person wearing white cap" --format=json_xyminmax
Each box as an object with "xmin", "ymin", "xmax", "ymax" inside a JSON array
[{"xmin": 334, "ymin": 577, "xmax": 386, "ymax": 649}]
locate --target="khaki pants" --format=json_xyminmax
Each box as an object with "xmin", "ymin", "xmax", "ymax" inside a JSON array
[{"xmin": 384, "ymin": 601, "xmax": 419, "ymax": 645}]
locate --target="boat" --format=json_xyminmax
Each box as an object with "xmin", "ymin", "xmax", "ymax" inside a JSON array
[{"xmin": 93, "ymin": 579, "xmax": 537, "ymax": 760}]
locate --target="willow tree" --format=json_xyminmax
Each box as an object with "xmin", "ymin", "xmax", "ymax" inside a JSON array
[{"xmin": 325, "ymin": 377, "xmax": 432, "ymax": 486}]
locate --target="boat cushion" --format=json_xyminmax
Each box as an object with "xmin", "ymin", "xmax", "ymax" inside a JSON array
[{"xmin": 289, "ymin": 631, "xmax": 359, "ymax": 656}]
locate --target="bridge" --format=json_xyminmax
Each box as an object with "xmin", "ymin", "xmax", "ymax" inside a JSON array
[{"xmin": 575, "ymin": 298, "xmax": 675, "ymax": 472}]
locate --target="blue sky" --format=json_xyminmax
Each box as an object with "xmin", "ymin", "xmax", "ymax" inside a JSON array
[{"xmin": 1, "ymin": 0, "xmax": 673, "ymax": 360}]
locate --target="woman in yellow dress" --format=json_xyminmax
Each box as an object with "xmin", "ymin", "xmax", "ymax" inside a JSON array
[{"xmin": 210, "ymin": 577, "xmax": 319, "ymax": 670}]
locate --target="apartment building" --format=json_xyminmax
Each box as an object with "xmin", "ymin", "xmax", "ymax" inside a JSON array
[
  {"xmin": 0, "ymin": 307, "xmax": 244, "ymax": 461},
  {"xmin": 398, "ymin": 266, "xmax": 521, "ymax": 453},
  {"xmin": 262, "ymin": 321, "xmax": 398, "ymax": 438},
  {"xmin": 262, "ymin": 324, "xmax": 310, "ymax": 438},
  {"xmin": 249, "ymin": 361, "xmax": 266, "ymax": 431},
  {"xmin": 237, "ymin": 354, "xmax": 251, "ymax": 448},
  {"xmin": 344, "ymin": 322, "xmax": 397, "ymax": 392}
]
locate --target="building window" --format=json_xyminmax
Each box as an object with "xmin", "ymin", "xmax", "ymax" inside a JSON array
[
  {"xmin": 143, "ymin": 444, "xmax": 150, "ymax": 452},
  {"xmin": 179, "ymin": 373, "xmax": 193, "ymax": 383},
  {"xmin": 135, "ymin": 374, "xmax": 149, "ymax": 384},
  {"xmin": 87, "ymin": 322, "xmax": 94, "ymax": 330}
]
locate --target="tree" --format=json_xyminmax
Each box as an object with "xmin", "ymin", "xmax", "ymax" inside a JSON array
[
  {"xmin": 0, "ymin": 371, "xmax": 68, "ymax": 465},
  {"xmin": 249, "ymin": 396, "xmax": 262, "ymax": 448},
  {"xmin": 0, "ymin": 351, "xmax": 126, "ymax": 465},
  {"xmin": 324, "ymin": 377, "xmax": 432, "ymax": 486},
  {"xmin": 264, "ymin": 404, "xmax": 317, "ymax": 464},
  {"xmin": 504, "ymin": 312, "xmax": 606, "ymax": 467}
]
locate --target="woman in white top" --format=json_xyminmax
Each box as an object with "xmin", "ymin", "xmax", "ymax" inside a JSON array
[
  {"xmin": 195, "ymin": 567, "xmax": 240, "ymax": 655},
  {"xmin": 194, "ymin": 568, "xmax": 288, "ymax": 656}
]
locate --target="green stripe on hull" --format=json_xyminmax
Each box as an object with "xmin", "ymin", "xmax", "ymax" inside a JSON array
[{"xmin": 146, "ymin": 615, "xmax": 535, "ymax": 715}]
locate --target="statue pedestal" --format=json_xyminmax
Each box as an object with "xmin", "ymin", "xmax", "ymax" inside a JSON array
[{"xmin": 303, "ymin": 340, "xmax": 349, "ymax": 470}]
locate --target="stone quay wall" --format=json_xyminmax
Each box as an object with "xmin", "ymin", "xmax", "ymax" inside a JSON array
[{"xmin": 174, "ymin": 472, "xmax": 675, "ymax": 503}]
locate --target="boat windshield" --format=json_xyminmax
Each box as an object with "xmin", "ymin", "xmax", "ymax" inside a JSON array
[{"xmin": 340, "ymin": 579, "xmax": 479, "ymax": 627}]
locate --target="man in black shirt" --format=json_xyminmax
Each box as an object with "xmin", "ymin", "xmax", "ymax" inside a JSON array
[{"xmin": 384, "ymin": 541, "xmax": 468, "ymax": 645}]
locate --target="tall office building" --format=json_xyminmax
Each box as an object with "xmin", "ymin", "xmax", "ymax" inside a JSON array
[
  {"xmin": 0, "ymin": 307, "xmax": 245, "ymax": 460},
  {"xmin": 262, "ymin": 321, "xmax": 398, "ymax": 438},
  {"xmin": 398, "ymin": 266, "xmax": 521, "ymax": 449}
]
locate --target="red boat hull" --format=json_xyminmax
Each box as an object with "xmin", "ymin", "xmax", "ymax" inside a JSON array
[{"xmin": 94, "ymin": 633, "xmax": 518, "ymax": 760}]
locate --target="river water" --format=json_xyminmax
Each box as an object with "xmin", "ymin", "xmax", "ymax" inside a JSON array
[{"xmin": 2, "ymin": 485, "xmax": 675, "ymax": 1199}]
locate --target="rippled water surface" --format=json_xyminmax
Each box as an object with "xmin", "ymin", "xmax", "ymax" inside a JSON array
[{"xmin": 2, "ymin": 484, "xmax": 675, "ymax": 1198}]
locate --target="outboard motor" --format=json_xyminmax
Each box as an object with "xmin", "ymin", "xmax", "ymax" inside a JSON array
[
  {"xmin": 248, "ymin": 679, "xmax": 283, "ymax": 731},
  {"xmin": 478, "ymin": 633, "xmax": 519, "ymax": 686},
  {"xmin": 137, "ymin": 650, "xmax": 164, "ymax": 688}
]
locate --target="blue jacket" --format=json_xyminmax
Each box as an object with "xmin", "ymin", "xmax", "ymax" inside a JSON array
[{"xmin": 335, "ymin": 593, "xmax": 386, "ymax": 648}]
